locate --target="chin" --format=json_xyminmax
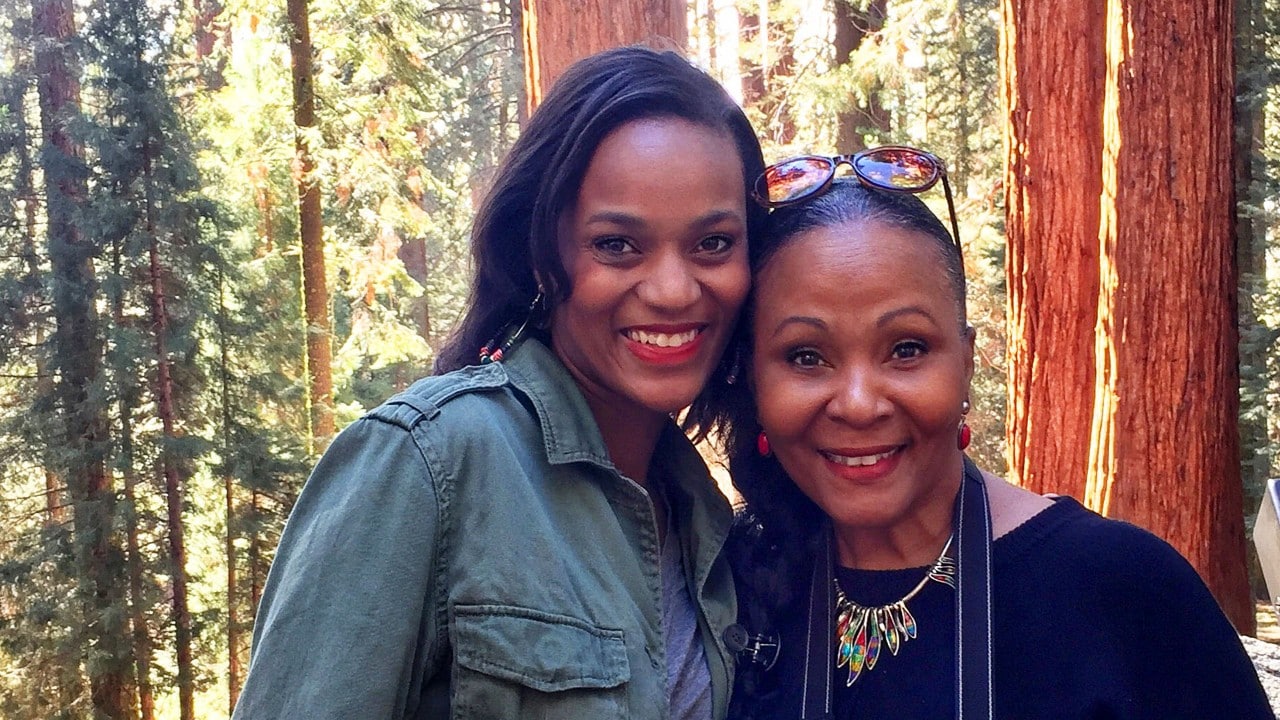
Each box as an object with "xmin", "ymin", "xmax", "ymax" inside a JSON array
[{"xmin": 638, "ymin": 389, "xmax": 702, "ymax": 416}]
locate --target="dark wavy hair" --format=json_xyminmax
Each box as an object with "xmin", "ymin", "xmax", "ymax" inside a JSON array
[
  {"xmin": 712, "ymin": 179, "xmax": 966, "ymax": 716},
  {"xmin": 434, "ymin": 46, "xmax": 768, "ymax": 383}
]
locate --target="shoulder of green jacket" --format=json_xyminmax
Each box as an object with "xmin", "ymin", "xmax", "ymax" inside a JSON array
[{"xmin": 364, "ymin": 362, "xmax": 512, "ymax": 430}]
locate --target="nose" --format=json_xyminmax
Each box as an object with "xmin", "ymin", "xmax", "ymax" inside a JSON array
[
  {"xmin": 637, "ymin": 249, "xmax": 701, "ymax": 312},
  {"xmin": 825, "ymin": 365, "xmax": 891, "ymax": 427}
]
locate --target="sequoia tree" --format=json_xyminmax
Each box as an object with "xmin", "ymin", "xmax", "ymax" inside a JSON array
[
  {"xmin": 1084, "ymin": 0, "xmax": 1251, "ymax": 631},
  {"xmin": 1004, "ymin": 0, "xmax": 1252, "ymax": 631},
  {"xmin": 1000, "ymin": 2, "xmax": 1104, "ymax": 498},
  {"xmin": 520, "ymin": 0, "xmax": 687, "ymax": 109}
]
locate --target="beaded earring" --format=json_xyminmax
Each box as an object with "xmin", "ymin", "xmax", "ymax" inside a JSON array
[{"xmin": 478, "ymin": 291, "xmax": 545, "ymax": 365}]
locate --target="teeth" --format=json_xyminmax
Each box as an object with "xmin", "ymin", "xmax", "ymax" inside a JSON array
[
  {"xmin": 626, "ymin": 329, "xmax": 699, "ymax": 347},
  {"xmin": 824, "ymin": 449, "xmax": 898, "ymax": 467}
]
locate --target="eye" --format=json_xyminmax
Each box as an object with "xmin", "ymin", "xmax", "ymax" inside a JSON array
[
  {"xmin": 592, "ymin": 236, "xmax": 637, "ymax": 256},
  {"xmin": 694, "ymin": 235, "xmax": 735, "ymax": 254},
  {"xmin": 786, "ymin": 347, "xmax": 826, "ymax": 368},
  {"xmin": 891, "ymin": 340, "xmax": 928, "ymax": 361}
]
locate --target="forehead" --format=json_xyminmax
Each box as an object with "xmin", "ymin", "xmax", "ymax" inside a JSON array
[
  {"xmin": 577, "ymin": 117, "xmax": 742, "ymax": 196},
  {"xmin": 754, "ymin": 220, "xmax": 956, "ymax": 322}
]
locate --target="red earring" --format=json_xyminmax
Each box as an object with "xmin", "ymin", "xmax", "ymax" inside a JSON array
[
  {"xmin": 756, "ymin": 431, "xmax": 771, "ymax": 457},
  {"xmin": 957, "ymin": 398, "xmax": 971, "ymax": 450}
]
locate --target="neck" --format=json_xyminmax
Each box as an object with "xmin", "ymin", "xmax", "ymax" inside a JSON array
[{"xmin": 582, "ymin": 393, "xmax": 667, "ymax": 489}]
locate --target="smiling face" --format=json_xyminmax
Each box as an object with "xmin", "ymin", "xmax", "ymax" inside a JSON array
[
  {"xmin": 551, "ymin": 117, "xmax": 750, "ymax": 422},
  {"xmin": 750, "ymin": 219, "xmax": 974, "ymax": 562}
]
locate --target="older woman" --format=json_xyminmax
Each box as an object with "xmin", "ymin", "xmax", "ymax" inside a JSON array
[
  {"xmin": 233, "ymin": 47, "xmax": 766, "ymax": 720},
  {"xmin": 715, "ymin": 148, "xmax": 1272, "ymax": 719}
]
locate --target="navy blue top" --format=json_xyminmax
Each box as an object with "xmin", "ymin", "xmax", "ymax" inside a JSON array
[{"xmin": 731, "ymin": 497, "xmax": 1274, "ymax": 719}]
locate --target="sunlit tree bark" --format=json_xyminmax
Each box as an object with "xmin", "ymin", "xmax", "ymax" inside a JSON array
[
  {"xmin": 1001, "ymin": 0, "xmax": 1104, "ymax": 499},
  {"xmin": 1084, "ymin": 0, "xmax": 1253, "ymax": 632},
  {"xmin": 287, "ymin": 0, "xmax": 334, "ymax": 449}
]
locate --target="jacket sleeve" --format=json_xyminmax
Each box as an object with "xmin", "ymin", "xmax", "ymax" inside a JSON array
[{"xmin": 232, "ymin": 413, "xmax": 444, "ymax": 720}]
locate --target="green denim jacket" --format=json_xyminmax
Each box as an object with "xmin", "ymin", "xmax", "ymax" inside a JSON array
[{"xmin": 233, "ymin": 340, "xmax": 738, "ymax": 719}]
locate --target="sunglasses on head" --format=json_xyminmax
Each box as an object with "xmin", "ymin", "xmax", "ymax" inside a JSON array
[{"xmin": 752, "ymin": 145, "xmax": 962, "ymax": 257}]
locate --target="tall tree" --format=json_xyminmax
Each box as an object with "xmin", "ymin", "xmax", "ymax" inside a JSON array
[
  {"xmin": 521, "ymin": 0, "xmax": 687, "ymax": 109},
  {"xmin": 31, "ymin": 0, "xmax": 132, "ymax": 713},
  {"xmin": 287, "ymin": 0, "xmax": 334, "ymax": 448},
  {"xmin": 1083, "ymin": 0, "xmax": 1253, "ymax": 631},
  {"xmin": 1000, "ymin": 1, "xmax": 1105, "ymax": 498}
]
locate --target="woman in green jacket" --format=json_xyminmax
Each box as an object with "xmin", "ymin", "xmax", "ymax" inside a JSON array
[{"xmin": 232, "ymin": 46, "xmax": 767, "ymax": 720}]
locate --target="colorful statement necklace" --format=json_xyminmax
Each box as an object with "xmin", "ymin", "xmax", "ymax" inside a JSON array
[{"xmin": 833, "ymin": 535, "xmax": 957, "ymax": 686}]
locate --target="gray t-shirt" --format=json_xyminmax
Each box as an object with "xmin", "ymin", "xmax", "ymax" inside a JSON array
[{"xmin": 661, "ymin": 525, "xmax": 713, "ymax": 720}]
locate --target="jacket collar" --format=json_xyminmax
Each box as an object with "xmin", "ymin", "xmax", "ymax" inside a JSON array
[
  {"xmin": 501, "ymin": 338, "xmax": 616, "ymax": 469},
  {"xmin": 502, "ymin": 338, "xmax": 732, "ymax": 527}
]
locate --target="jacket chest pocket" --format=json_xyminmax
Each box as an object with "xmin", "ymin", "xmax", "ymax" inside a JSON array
[{"xmin": 450, "ymin": 604, "xmax": 631, "ymax": 720}]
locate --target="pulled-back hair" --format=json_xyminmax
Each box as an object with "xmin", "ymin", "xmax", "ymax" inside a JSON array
[
  {"xmin": 434, "ymin": 46, "xmax": 767, "ymax": 374},
  {"xmin": 715, "ymin": 179, "xmax": 966, "ymax": 717}
]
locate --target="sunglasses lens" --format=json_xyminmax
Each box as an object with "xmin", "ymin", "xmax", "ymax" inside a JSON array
[
  {"xmin": 758, "ymin": 156, "xmax": 835, "ymax": 205},
  {"xmin": 853, "ymin": 148, "xmax": 940, "ymax": 191}
]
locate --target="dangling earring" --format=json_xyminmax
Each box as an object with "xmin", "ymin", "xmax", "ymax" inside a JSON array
[
  {"xmin": 756, "ymin": 431, "xmax": 772, "ymax": 457},
  {"xmin": 957, "ymin": 399, "xmax": 972, "ymax": 451},
  {"xmin": 479, "ymin": 290, "xmax": 545, "ymax": 364}
]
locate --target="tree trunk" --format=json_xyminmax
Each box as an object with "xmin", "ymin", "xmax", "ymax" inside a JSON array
[
  {"xmin": 1084, "ymin": 0, "xmax": 1253, "ymax": 632},
  {"xmin": 32, "ymin": 0, "xmax": 131, "ymax": 714},
  {"xmin": 1000, "ymin": 0, "xmax": 1105, "ymax": 499},
  {"xmin": 833, "ymin": 0, "xmax": 888, "ymax": 151},
  {"xmin": 250, "ymin": 488, "xmax": 264, "ymax": 613},
  {"xmin": 520, "ymin": 0, "xmax": 687, "ymax": 110},
  {"xmin": 7, "ymin": 54, "xmax": 64, "ymax": 528},
  {"xmin": 287, "ymin": 0, "xmax": 334, "ymax": 449},
  {"xmin": 398, "ymin": 239, "xmax": 432, "ymax": 346},
  {"xmin": 142, "ymin": 141, "xmax": 196, "ymax": 720}
]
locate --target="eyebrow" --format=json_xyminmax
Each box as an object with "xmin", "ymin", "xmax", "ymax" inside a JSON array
[
  {"xmin": 876, "ymin": 306, "xmax": 940, "ymax": 328},
  {"xmin": 584, "ymin": 208, "xmax": 745, "ymax": 230},
  {"xmin": 768, "ymin": 306, "xmax": 940, "ymax": 338},
  {"xmin": 769, "ymin": 315, "xmax": 827, "ymax": 338}
]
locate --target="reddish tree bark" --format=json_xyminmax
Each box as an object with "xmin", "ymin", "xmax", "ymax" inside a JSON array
[
  {"xmin": 287, "ymin": 0, "xmax": 334, "ymax": 448},
  {"xmin": 521, "ymin": 0, "xmax": 687, "ymax": 110},
  {"xmin": 1084, "ymin": 0, "xmax": 1253, "ymax": 632},
  {"xmin": 141, "ymin": 140, "xmax": 195, "ymax": 720},
  {"xmin": 1001, "ymin": 1, "xmax": 1104, "ymax": 499}
]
